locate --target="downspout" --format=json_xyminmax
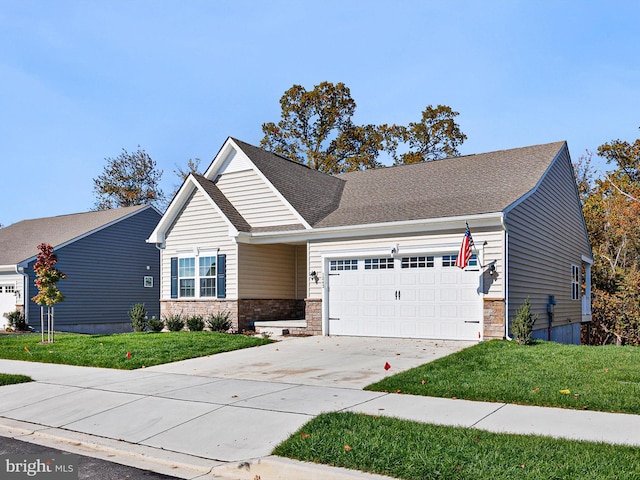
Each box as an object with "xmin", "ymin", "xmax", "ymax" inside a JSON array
[
  {"xmin": 16, "ymin": 265, "xmax": 29, "ymax": 325},
  {"xmin": 501, "ymin": 213, "xmax": 512, "ymax": 341}
]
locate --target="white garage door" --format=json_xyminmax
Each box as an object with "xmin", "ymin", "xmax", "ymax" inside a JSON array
[
  {"xmin": 0, "ymin": 284, "xmax": 17, "ymax": 325},
  {"xmin": 328, "ymin": 254, "xmax": 482, "ymax": 340}
]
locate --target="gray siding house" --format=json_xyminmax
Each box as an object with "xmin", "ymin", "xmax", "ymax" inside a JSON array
[
  {"xmin": 0, "ymin": 205, "xmax": 161, "ymax": 333},
  {"xmin": 148, "ymin": 138, "xmax": 592, "ymax": 344}
]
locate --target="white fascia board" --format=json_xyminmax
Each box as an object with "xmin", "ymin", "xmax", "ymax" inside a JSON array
[
  {"xmin": 203, "ymin": 137, "xmax": 237, "ymax": 179},
  {"xmin": 239, "ymin": 212, "xmax": 504, "ymax": 244},
  {"xmin": 0, "ymin": 265, "xmax": 18, "ymax": 273},
  {"xmin": 148, "ymin": 175, "xmax": 239, "ymax": 246},
  {"xmin": 147, "ymin": 177, "xmax": 198, "ymax": 245},
  {"xmin": 203, "ymin": 138, "xmax": 312, "ymax": 230},
  {"xmin": 503, "ymin": 142, "xmax": 566, "ymax": 215}
]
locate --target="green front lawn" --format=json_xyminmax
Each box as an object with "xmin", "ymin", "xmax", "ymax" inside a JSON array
[
  {"xmin": 366, "ymin": 340, "xmax": 640, "ymax": 414},
  {"xmin": 0, "ymin": 331, "xmax": 272, "ymax": 369},
  {"xmin": 275, "ymin": 412, "xmax": 640, "ymax": 480},
  {"xmin": 0, "ymin": 373, "xmax": 32, "ymax": 386}
]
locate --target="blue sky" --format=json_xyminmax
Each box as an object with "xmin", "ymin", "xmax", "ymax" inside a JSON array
[{"xmin": 1, "ymin": 1, "xmax": 639, "ymax": 226}]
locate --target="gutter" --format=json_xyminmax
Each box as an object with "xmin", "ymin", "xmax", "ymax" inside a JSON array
[
  {"xmin": 16, "ymin": 265, "xmax": 29, "ymax": 324},
  {"xmin": 238, "ymin": 212, "xmax": 505, "ymax": 245},
  {"xmin": 500, "ymin": 213, "xmax": 512, "ymax": 341}
]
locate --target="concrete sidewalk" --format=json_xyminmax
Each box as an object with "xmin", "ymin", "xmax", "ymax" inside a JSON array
[{"xmin": 0, "ymin": 339, "xmax": 640, "ymax": 479}]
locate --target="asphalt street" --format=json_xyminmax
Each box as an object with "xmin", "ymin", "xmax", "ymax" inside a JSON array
[{"xmin": 0, "ymin": 436, "xmax": 183, "ymax": 480}]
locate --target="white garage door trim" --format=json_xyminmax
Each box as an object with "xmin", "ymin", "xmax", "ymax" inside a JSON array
[{"xmin": 323, "ymin": 252, "xmax": 483, "ymax": 340}]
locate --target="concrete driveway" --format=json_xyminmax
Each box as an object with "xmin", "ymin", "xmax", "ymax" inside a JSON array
[{"xmin": 147, "ymin": 335, "xmax": 474, "ymax": 388}]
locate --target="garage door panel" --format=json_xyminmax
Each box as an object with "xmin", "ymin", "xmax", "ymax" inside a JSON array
[{"xmin": 328, "ymin": 255, "xmax": 482, "ymax": 340}]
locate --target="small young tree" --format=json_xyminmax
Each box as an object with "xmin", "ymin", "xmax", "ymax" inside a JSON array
[
  {"xmin": 32, "ymin": 243, "xmax": 66, "ymax": 343},
  {"xmin": 511, "ymin": 297, "xmax": 538, "ymax": 345}
]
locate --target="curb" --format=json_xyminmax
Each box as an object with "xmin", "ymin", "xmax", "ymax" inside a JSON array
[
  {"xmin": 0, "ymin": 418, "xmax": 395, "ymax": 480},
  {"xmin": 212, "ymin": 456, "xmax": 397, "ymax": 479}
]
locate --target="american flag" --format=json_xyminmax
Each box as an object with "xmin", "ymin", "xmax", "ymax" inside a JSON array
[{"xmin": 455, "ymin": 223, "xmax": 474, "ymax": 269}]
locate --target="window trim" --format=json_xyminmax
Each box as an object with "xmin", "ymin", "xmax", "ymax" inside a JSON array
[
  {"xmin": 176, "ymin": 251, "xmax": 218, "ymax": 299},
  {"xmin": 571, "ymin": 264, "xmax": 580, "ymax": 300}
]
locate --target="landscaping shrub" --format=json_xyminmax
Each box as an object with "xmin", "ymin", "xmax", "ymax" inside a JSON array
[
  {"xmin": 207, "ymin": 311, "xmax": 232, "ymax": 332},
  {"xmin": 186, "ymin": 315, "xmax": 205, "ymax": 331},
  {"xmin": 511, "ymin": 297, "xmax": 538, "ymax": 345},
  {"xmin": 164, "ymin": 313, "xmax": 185, "ymax": 332},
  {"xmin": 3, "ymin": 311, "xmax": 28, "ymax": 331},
  {"xmin": 147, "ymin": 315, "xmax": 164, "ymax": 332},
  {"xmin": 128, "ymin": 303, "xmax": 147, "ymax": 332}
]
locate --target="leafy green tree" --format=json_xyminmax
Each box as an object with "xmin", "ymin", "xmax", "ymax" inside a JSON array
[
  {"xmin": 392, "ymin": 105, "xmax": 467, "ymax": 165},
  {"xmin": 260, "ymin": 81, "xmax": 466, "ymax": 174},
  {"xmin": 93, "ymin": 146, "xmax": 166, "ymax": 210}
]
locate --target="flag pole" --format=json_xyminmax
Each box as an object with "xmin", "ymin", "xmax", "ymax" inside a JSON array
[{"xmin": 464, "ymin": 221, "xmax": 486, "ymax": 268}]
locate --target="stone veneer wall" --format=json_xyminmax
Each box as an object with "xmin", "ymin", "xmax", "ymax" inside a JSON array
[
  {"xmin": 483, "ymin": 298, "xmax": 505, "ymax": 340},
  {"xmin": 285, "ymin": 298, "xmax": 322, "ymax": 336},
  {"xmin": 161, "ymin": 299, "xmax": 305, "ymax": 332},
  {"xmin": 237, "ymin": 299, "xmax": 305, "ymax": 332},
  {"xmin": 161, "ymin": 299, "xmax": 239, "ymax": 330}
]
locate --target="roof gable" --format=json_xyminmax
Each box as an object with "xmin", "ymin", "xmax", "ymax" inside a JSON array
[
  {"xmin": 228, "ymin": 138, "xmax": 345, "ymax": 226},
  {"xmin": 0, "ymin": 205, "xmax": 156, "ymax": 265}
]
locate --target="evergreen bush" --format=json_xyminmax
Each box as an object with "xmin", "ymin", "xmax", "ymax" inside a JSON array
[
  {"xmin": 129, "ymin": 303, "xmax": 147, "ymax": 332},
  {"xmin": 206, "ymin": 311, "xmax": 232, "ymax": 332},
  {"xmin": 164, "ymin": 313, "xmax": 185, "ymax": 332},
  {"xmin": 511, "ymin": 297, "xmax": 538, "ymax": 345},
  {"xmin": 3, "ymin": 311, "xmax": 28, "ymax": 331},
  {"xmin": 147, "ymin": 315, "xmax": 164, "ymax": 332},
  {"xmin": 186, "ymin": 315, "xmax": 205, "ymax": 331}
]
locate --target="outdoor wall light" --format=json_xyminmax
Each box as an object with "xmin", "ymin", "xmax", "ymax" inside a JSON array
[
  {"xmin": 488, "ymin": 263, "xmax": 497, "ymax": 276},
  {"xmin": 309, "ymin": 271, "xmax": 319, "ymax": 283}
]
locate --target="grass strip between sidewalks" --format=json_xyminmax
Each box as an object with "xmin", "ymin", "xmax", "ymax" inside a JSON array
[
  {"xmin": 366, "ymin": 340, "xmax": 640, "ymax": 415},
  {"xmin": 0, "ymin": 373, "xmax": 32, "ymax": 386},
  {"xmin": 275, "ymin": 412, "xmax": 640, "ymax": 480},
  {"xmin": 0, "ymin": 331, "xmax": 272, "ymax": 369}
]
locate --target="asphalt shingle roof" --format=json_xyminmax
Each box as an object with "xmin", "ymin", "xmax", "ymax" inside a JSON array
[
  {"xmin": 0, "ymin": 205, "xmax": 149, "ymax": 265},
  {"xmin": 231, "ymin": 138, "xmax": 345, "ymax": 226},
  {"xmin": 193, "ymin": 139, "xmax": 567, "ymax": 234},
  {"xmin": 315, "ymin": 141, "xmax": 566, "ymax": 228},
  {"xmin": 192, "ymin": 174, "xmax": 252, "ymax": 232}
]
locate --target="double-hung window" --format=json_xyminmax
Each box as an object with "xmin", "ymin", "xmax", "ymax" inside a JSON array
[
  {"xmin": 179, "ymin": 258, "xmax": 196, "ymax": 297},
  {"xmin": 178, "ymin": 255, "xmax": 217, "ymax": 298},
  {"xmin": 199, "ymin": 256, "xmax": 216, "ymax": 297}
]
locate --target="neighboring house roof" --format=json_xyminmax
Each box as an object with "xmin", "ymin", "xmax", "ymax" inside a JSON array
[{"xmin": 0, "ymin": 205, "xmax": 153, "ymax": 265}]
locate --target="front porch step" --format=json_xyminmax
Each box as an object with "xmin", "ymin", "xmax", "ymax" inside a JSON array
[{"xmin": 253, "ymin": 320, "xmax": 306, "ymax": 336}]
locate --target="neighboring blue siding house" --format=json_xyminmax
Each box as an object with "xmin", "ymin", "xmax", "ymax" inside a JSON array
[{"xmin": 0, "ymin": 205, "xmax": 161, "ymax": 333}]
